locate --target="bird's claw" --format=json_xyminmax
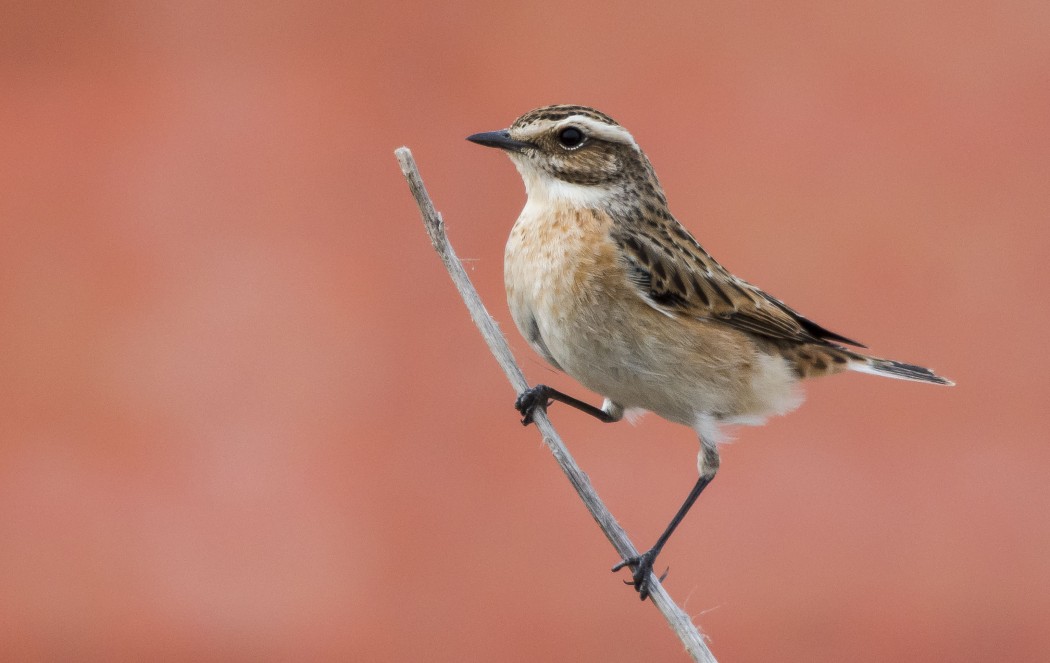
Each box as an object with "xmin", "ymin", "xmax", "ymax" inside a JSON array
[
  {"xmin": 514, "ymin": 385, "xmax": 551, "ymax": 426},
  {"xmin": 612, "ymin": 549, "xmax": 666, "ymax": 601}
]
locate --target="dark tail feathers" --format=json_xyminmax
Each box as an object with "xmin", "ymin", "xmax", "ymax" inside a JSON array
[{"xmin": 852, "ymin": 357, "xmax": 954, "ymax": 386}]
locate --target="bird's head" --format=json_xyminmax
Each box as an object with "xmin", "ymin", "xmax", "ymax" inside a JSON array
[{"xmin": 468, "ymin": 104, "xmax": 661, "ymax": 208}]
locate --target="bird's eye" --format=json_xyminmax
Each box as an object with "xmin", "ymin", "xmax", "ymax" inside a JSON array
[{"xmin": 557, "ymin": 127, "xmax": 585, "ymax": 149}]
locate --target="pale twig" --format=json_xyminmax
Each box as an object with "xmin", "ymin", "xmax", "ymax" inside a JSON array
[{"xmin": 395, "ymin": 147, "xmax": 717, "ymax": 663}]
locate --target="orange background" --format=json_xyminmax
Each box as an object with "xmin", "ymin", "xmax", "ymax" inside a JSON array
[{"xmin": 2, "ymin": 2, "xmax": 1048, "ymax": 661}]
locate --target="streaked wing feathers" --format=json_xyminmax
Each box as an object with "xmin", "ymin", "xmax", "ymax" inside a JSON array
[{"xmin": 614, "ymin": 226, "xmax": 865, "ymax": 348}]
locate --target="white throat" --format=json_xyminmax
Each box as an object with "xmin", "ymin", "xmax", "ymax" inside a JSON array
[{"xmin": 510, "ymin": 157, "xmax": 615, "ymax": 209}]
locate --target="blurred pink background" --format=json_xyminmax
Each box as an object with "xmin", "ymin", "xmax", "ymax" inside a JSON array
[{"xmin": 2, "ymin": 2, "xmax": 1048, "ymax": 661}]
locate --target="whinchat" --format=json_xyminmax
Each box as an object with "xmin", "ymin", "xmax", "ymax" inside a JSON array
[{"xmin": 468, "ymin": 104, "xmax": 952, "ymax": 600}]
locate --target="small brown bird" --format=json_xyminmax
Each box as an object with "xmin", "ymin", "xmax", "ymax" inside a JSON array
[{"xmin": 468, "ymin": 104, "xmax": 952, "ymax": 600}]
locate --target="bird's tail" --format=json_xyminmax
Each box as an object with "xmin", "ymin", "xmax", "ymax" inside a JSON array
[{"xmin": 849, "ymin": 356, "xmax": 954, "ymax": 386}]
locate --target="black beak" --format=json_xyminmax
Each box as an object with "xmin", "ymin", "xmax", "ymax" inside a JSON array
[{"xmin": 466, "ymin": 130, "xmax": 532, "ymax": 153}]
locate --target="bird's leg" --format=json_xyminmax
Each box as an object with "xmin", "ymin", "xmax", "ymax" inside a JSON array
[
  {"xmin": 613, "ymin": 441, "xmax": 720, "ymax": 601},
  {"xmin": 514, "ymin": 384, "xmax": 621, "ymax": 426}
]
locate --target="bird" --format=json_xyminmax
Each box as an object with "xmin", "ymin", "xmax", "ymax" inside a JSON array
[{"xmin": 466, "ymin": 104, "xmax": 952, "ymax": 601}]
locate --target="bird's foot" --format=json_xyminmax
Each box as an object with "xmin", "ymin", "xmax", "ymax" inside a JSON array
[
  {"xmin": 514, "ymin": 385, "xmax": 552, "ymax": 426},
  {"xmin": 612, "ymin": 548, "xmax": 668, "ymax": 601}
]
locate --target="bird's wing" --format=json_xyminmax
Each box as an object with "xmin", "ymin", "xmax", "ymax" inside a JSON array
[{"xmin": 612, "ymin": 223, "xmax": 865, "ymax": 348}]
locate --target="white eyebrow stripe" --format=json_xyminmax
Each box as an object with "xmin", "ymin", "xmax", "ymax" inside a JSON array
[
  {"xmin": 514, "ymin": 114, "xmax": 638, "ymax": 149},
  {"xmin": 558, "ymin": 115, "xmax": 637, "ymax": 148}
]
